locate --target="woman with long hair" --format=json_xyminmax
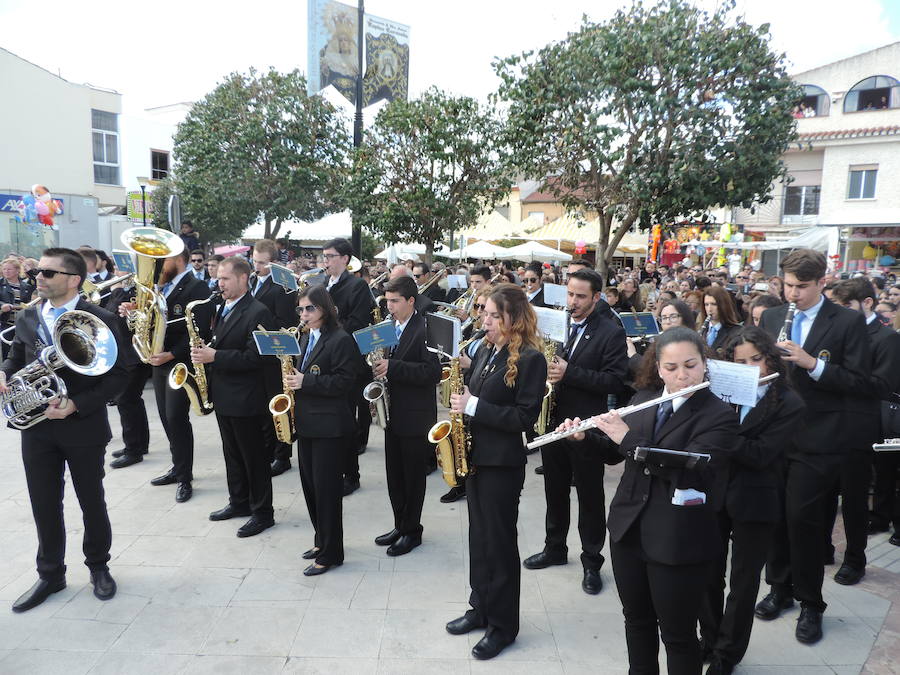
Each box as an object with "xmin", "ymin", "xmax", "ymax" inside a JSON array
[
  {"xmin": 616, "ymin": 277, "xmax": 644, "ymax": 312},
  {"xmin": 445, "ymin": 284, "xmax": 547, "ymax": 660},
  {"xmin": 0, "ymin": 257, "xmax": 34, "ymax": 359},
  {"xmin": 562, "ymin": 326, "xmax": 737, "ymax": 674},
  {"xmin": 698, "ymin": 285, "xmax": 742, "ymax": 357},
  {"xmin": 699, "ymin": 327, "xmax": 804, "ymax": 674},
  {"xmin": 285, "ymin": 284, "xmax": 359, "ymax": 576}
]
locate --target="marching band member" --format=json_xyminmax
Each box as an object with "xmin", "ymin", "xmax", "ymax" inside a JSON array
[
  {"xmin": 249, "ymin": 238, "xmax": 298, "ymax": 477},
  {"xmin": 371, "ymin": 276, "xmax": 441, "ymax": 556},
  {"xmin": 321, "ymin": 237, "xmax": 374, "ymax": 496},
  {"xmin": 0, "ymin": 257, "xmax": 34, "ymax": 360},
  {"xmin": 755, "ymin": 249, "xmax": 870, "ymax": 644},
  {"xmin": 523, "ymin": 262, "xmax": 551, "ymax": 308},
  {"xmin": 284, "ymin": 285, "xmax": 358, "ymax": 575},
  {"xmin": 1, "ymin": 248, "xmax": 131, "ymax": 612},
  {"xmin": 445, "ymin": 284, "xmax": 547, "ymax": 660},
  {"xmin": 193, "ymin": 256, "xmax": 278, "ymax": 537},
  {"xmin": 130, "ymin": 249, "xmax": 211, "ymax": 504},
  {"xmin": 699, "ymin": 285, "xmax": 742, "ymax": 358},
  {"xmin": 700, "ymin": 327, "xmax": 804, "ymax": 674},
  {"xmin": 524, "ymin": 269, "xmax": 628, "ymax": 595},
  {"xmin": 563, "ymin": 326, "xmax": 737, "ymax": 675}
]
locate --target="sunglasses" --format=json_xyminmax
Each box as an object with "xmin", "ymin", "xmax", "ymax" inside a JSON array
[
  {"xmin": 299, "ymin": 304, "xmax": 318, "ymax": 313},
  {"xmin": 191, "ymin": 258, "xmax": 204, "ymax": 263},
  {"xmin": 523, "ymin": 277, "xmax": 539, "ymax": 283},
  {"xmin": 412, "ymin": 273, "xmax": 423, "ymax": 279},
  {"xmin": 473, "ymin": 303, "xmax": 485, "ymax": 310},
  {"xmin": 31, "ymin": 268, "xmax": 79, "ymax": 279}
]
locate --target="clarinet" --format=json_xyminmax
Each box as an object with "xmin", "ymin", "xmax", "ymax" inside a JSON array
[{"xmin": 777, "ymin": 302, "xmax": 797, "ymax": 343}]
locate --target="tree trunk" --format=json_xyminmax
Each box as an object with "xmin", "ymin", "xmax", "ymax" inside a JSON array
[
  {"xmin": 269, "ymin": 217, "xmax": 283, "ymax": 240},
  {"xmin": 425, "ymin": 241, "xmax": 434, "ymax": 265}
]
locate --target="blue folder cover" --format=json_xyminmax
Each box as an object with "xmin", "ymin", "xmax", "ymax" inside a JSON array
[
  {"xmin": 354, "ymin": 320, "xmax": 398, "ymax": 355},
  {"xmin": 253, "ymin": 331, "xmax": 302, "ymax": 356}
]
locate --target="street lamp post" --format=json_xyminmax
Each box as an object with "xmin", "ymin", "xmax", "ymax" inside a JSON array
[
  {"xmin": 351, "ymin": 0, "xmax": 365, "ymax": 258},
  {"xmin": 137, "ymin": 176, "xmax": 150, "ymax": 227}
]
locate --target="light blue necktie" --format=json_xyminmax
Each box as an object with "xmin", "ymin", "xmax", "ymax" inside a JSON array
[
  {"xmin": 161, "ymin": 282, "xmax": 173, "ymax": 297},
  {"xmin": 707, "ymin": 324, "xmax": 719, "ymax": 347},
  {"xmin": 302, "ymin": 333, "xmax": 317, "ymax": 369},
  {"xmin": 46, "ymin": 307, "xmax": 66, "ymax": 345},
  {"xmin": 740, "ymin": 404, "xmax": 751, "ymax": 423},
  {"xmin": 791, "ymin": 311, "xmax": 805, "ymax": 345},
  {"xmin": 396, "ymin": 325, "xmax": 402, "ymax": 340}
]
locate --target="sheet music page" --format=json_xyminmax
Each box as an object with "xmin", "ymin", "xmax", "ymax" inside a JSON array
[
  {"xmin": 542, "ymin": 283, "xmax": 567, "ymax": 307},
  {"xmin": 534, "ymin": 307, "xmax": 567, "ymax": 343},
  {"xmin": 707, "ymin": 359, "xmax": 760, "ymax": 407}
]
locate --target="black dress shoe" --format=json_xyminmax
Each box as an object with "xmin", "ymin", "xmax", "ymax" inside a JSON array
[
  {"xmin": 387, "ymin": 534, "xmax": 422, "ymax": 557},
  {"xmin": 342, "ymin": 478, "xmax": 360, "ymax": 496},
  {"xmin": 175, "ymin": 482, "xmax": 192, "ymax": 503},
  {"xmin": 705, "ymin": 656, "xmax": 734, "ymax": 675},
  {"xmin": 890, "ymin": 533, "xmax": 900, "ymax": 547},
  {"xmin": 270, "ymin": 458, "xmax": 291, "ymax": 476},
  {"xmin": 582, "ymin": 568, "xmax": 603, "ymax": 594},
  {"xmin": 472, "ymin": 631, "xmax": 513, "ymax": 660},
  {"xmin": 534, "ymin": 465, "xmax": 544, "ymax": 475},
  {"xmin": 795, "ymin": 606, "xmax": 823, "ymax": 644},
  {"xmin": 867, "ymin": 520, "xmax": 890, "ymax": 535},
  {"xmin": 12, "ymin": 578, "xmax": 66, "ymax": 613},
  {"xmin": 446, "ymin": 612, "xmax": 485, "ymax": 635},
  {"xmin": 110, "ymin": 454, "xmax": 143, "ymax": 469},
  {"xmin": 375, "ymin": 529, "xmax": 400, "ymax": 546},
  {"xmin": 440, "ymin": 486, "xmax": 465, "ymax": 503},
  {"xmin": 150, "ymin": 469, "xmax": 177, "ymax": 486},
  {"xmin": 754, "ymin": 589, "xmax": 794, "ymax": 620},
  {"xmin": 113, "ymin": 448, "xmax": 147, "ymax": 458},
  {"xmin": 523, "ymin": 550, "xmax": 567, "ymax": 570},
  {"xmin": 209, "ymin": 504, "xmax": 252, "ymax": 521},
  {"xmin": 90, "ymin": 570, "xmax": 117, "ymax": 601},
  {"xmin": 301, "ymin": 547, "xmax": 320, "ymax": 560},
  {"xmin": 237, "ymin": 516, "xmax": 275, "ymax": 538},
  {"xmin": 303, "ymin": 561, "xmax": 342, "ymax": 576},
  {"xmin": 834, "ymin": 563, "xmax": 865, "ymax": 585},
  {"xmin": 111, "ymin": 448, "xmax": 126, "ymax": 458}
]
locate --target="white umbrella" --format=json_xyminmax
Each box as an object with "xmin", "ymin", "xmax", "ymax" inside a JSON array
[
  {"xmin": 374, "ymin": 243, "xmax": 452, "ymax": 261},
  {"xmin": 447, "ymin": 240, "xmax": 507, "ymax": 259},
  {"xmin": 499, "ymin": 241, "xmax": 573, "ymax": 263}
]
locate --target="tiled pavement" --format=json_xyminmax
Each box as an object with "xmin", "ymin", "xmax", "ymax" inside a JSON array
[{"xmin": 0, "ymin": 387, "xmax": 898, "ymax": 674}]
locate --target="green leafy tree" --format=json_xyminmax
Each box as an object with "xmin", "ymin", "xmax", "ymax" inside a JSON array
[
  {"xmin": 149, "ymin": 178, "xmax": 176, "ymax": 231},
  {"xmin": 173, "ymin": 68, "xmax": 351, "ymax": 243},
  {"xmin": 493, "ymin": 0, "xmax": 800, "ymax": 283},
  {"xmin": 342, "ymin": 88, "xmax": 509, "ymax": 263}
]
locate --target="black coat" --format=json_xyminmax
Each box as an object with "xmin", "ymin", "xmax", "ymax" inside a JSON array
[
  {"xmin": 0, "ymin": 277, "xmax": 35, "ymax": 325},
  {"xmin": 528, "ymin": 287, "xmax": 551, "ymax": 309},
  {"xmin": 327, "ymin": 271, "xmax": 375, "ymax": 334},
  {"xmin": 162, "ymin": 273, "xmax": 213, "ymax": 364},
  {"xmin": 468, "ymin": 345, "xmax": 547, "ymax": 467},
  {"xmin": 207, "ymin": 293, "xmax": 278, "ymax": 417},
  {"xmin": 725, "ymin": 386, "xmax": 805, "ymax": 523},
  {"xmin": 384, "ymin": 312, "xmax": 442, "ymax": 437},
  {"xmin": 602, "ymin": 387, "xmax": 738, "ymax": 565},
  {"xmin": 295, "ymin": 325, "xmax": 358, "ymax": 438},
  {"xmin": 1, "ymin": 299, "xmax": 131, "ymax": 444},
  {"xmin": 705, "ymin": 322, "xmax": 741, "ymax": 359},
  {"xmin": 250, "ymin": 275, "xmax": 297, "ymax": 330},
  {"xmin": 553, "ymin": 302, "xmax": 629, "ymax": 424},
  {"xmin": 760, "ymin": 299, "xmax": 871, "ymax": 454},
  {"xmin": 421, "ymin": 282, "xmax": 446, "ymax": 304}
]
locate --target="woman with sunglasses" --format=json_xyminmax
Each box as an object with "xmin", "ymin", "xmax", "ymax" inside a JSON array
[
  {"xmin": 522, "ymin": 262, "xmax": 551, "ymax": 308},
  {"xmin": 446, "ymin": 284, "xmax": 547, "ymax": 660},
  {"xmin": 284, "ymin": 285, "xmax": 359, "ymax": 576}
]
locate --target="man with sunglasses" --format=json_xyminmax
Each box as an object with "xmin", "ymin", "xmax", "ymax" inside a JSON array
[
  {"xmin": 1, "ymin": 248, "xmax": 131, "ymax": 612},
  {"xmin": 190, "ymin": 250, "xmax": 210, "ymax": 282},
  {"xmin": 413, "ymin": 262, "xmax": 446, "ymax": 303}
]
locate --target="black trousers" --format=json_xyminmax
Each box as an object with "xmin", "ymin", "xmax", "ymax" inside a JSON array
[
  {"xmin": 343, "ymin": 387, "xmax": 367, "ymax": 482},
  {"xmin": 22, "ymin": 429, "xmax": 112, "ymax": 581},
  {"xmin": 216, "ymin": 413, "xmax": 274, "ymax": 520},
  {"xmin": 611, "ymin": 525, "xmax": 711, "ymax": 675},
  {"xmin": 466, "ymin": 464, "xmax": 525, "ymax": 643},
  {"xmin": 116, "ymin": 363, "xmax": 150, "ymax": 456},
  {"xmin": 871, "ymin": 451, "xmax": 900, "ymax": 529},
  {"xmin": 152, "ymin": 362, "xmax": 193, "ymax": 482},
  {"xmin": 299, "ymin": 436, "xmax": 345, "ymax": 565},
  {"xmin": 765, "ymin": 452, "xmax": 845, "ymax": 613},
  {"xmin": 540, "ymin": 439, "xmax": 607, "ymax": 570},
  {"xmin": 384, "ymin": 428, "xmax": 427, "ymax": 536},
  {"xmin": 700, "ymin": 512, "xmax": 775, "ymax": 666},
  {"xmin": 824, "ymin": 449, "xmax": 873, "ymax": 569}
]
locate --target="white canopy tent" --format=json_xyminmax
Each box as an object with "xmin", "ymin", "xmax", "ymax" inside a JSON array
[
  {"xmin": 241, "ymin": 211, "xmax": 352, "ymax": 242},
  {"xmin": 496, "ymin": 241, "xmax": 573, "ymax": 263},
  {"xmin": 374, "ymin": 242, "xmax": 452, "ymax": 262},
  {"xmin": 445, "ymin": 239, "xmax": 509, "ymax": 259}
]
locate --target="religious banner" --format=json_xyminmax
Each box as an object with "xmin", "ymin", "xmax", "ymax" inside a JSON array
[{"xmin": 307, "ymin": 0, "xmax": 409, "ymax": 106}]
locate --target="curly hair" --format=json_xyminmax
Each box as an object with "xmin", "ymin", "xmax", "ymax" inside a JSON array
[
  {"xmin": 723, "ymin": 325, "xmax": 791, "ymax": 421},
  {"xmin": 487, "ymin": 283, "xmax": 541, "ymax": 387},
  {"xmin": 634, "ymin": 326, "xmax": 709, "ymax": 390}
]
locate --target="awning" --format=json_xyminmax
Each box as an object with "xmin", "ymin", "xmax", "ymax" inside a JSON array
[
  {"xmin": 497, "ymin": 241, "xmax": 572, "ymax": 262},
  {"xmin": 445, "ymin": 240, "xmax": 509, "ymax": 259},
  {"xmin": 214, "ymin": 244, "xmax": 250, "ymax": 256},
  {"xmin": 374, "ymin": 242, "xmax": 452, "ymax": 261},
  {"xmin": 242, "ymin": 211, "xmax": 352, "ymax": 242}
]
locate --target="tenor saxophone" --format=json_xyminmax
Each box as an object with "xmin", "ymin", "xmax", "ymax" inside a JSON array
[{"xmin": 167, "ymin": 291, "xmax": 221, "ymax": 416}]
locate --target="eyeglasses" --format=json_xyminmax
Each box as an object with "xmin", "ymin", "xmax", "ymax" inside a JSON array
[
  {"xmin": 322, "ymin": 253, "xmax": 344, "ymax": 260},
  {"xmin": 31, "ymin": 268, "xmax": 78, "ymax": 279},
  {"xmin": 191, "ymin": 258, "xmax": 204, "ymax": 263},
  {"xmin": 523, "ymin": 277, "xmax": 539, "ymax": 283},
  {"xmin": 412, "ymin": 273, "xmax": 423, "ymax": 279},
  {"xmin": 299, "ymin": 304, "xmax": 318, "ymax": 313},
  {"xmin": 659, "ymin": 314, "xmax": 681, "ymax": 323},
  {"xmin": 473, "ymin": 303, "xmax": 485, "ymax": 310}
]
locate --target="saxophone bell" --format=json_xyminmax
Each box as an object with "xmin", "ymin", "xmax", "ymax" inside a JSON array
[{"xmin": 427, "ymin": 420, "xmax": 458, "ymax": 488}]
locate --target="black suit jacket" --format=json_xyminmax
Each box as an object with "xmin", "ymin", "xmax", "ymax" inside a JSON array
[
  {"xmin": 1, "ymin": 299, "xmax": 131, "ymax": 443},
  {"xmin": 163, "ymin": 273, "xmax": 213, "ymax": 364},
  {"xmin": 385, "ymin": 312, "xmax": 442, "ymax": 437},
  {"xmin": 603, "ymin": 387, "xmax": 738, "ymax": 565},
  {"xmin": 553, "ymin": 302, "xmax": 628, "ymax": 425},
  {"xmin": 760, "ymin": 299, "xmax": 871, "ymax": 455},
  {"xmin": 0, "ymin": 277, "xmax": 35, "ymax": 325},
  {"xmin": 528, "ymin": 287, "xmax": 551, "ymax": 309},
  {"xmin": 250, "ymin": 275, "xmax": 297, "ymax": 330},
  {"xmin": 422, "ymin": 283, "xmax": 447, "ymax": 304},
  {"xmin": 726, "ymin": 386, "xmax": 805, "ymax": 523},
  {"xmin": 468, "ymin": 345, "xmax": 547, "ymax": 467},
  {"xmin": 295, "ymin": 326, "xmax": 358, "ymax": 438},
  {"xmin": 327, "ymin": 271, "xmax": 375, "ymax": 334},
  {"xmin": 207, "ymin": 293, "xmax": 277, "ymax": 417}
]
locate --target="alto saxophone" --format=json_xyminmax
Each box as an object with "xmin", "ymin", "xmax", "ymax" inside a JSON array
[
  {"xmin": 167, "ymin": 291, "xmax": 221, "ymax": 416},
  {"xmin": 268, "ymin": 322, "xmax": 306, "ymax": 443},
  {"xmin": 428, "ymin": 352, "xmax": 475, "ymax": 488},
  {"xmin": 362, "ymin": 316, "xmax": 392, "ymax": 429},
  {"xmin": 535, "ymin": 336, "xmax": 557, "ymax": 435}
]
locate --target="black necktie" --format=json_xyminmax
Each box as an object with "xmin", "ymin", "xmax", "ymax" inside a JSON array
[
  {"xmin": 565, "ymin": 322, "xmax": 585, "ymax": 358},
  {"xmin": 653, "ymin": 400, "xmax": 674, "ymax": 440}
]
